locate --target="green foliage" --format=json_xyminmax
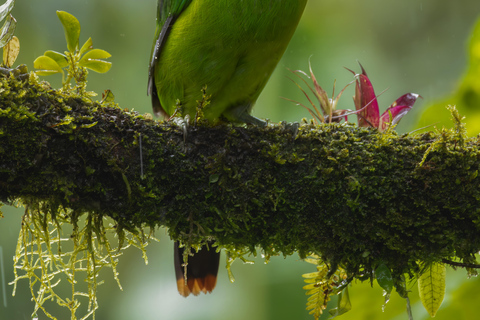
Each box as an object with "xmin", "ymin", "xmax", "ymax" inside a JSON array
[
  {"xmin": 10, "ymin": 202, "xmax": 153, "ymax": 320},
  {"xmin": 2, "ymin": 9, "xmax": 480, "ymax": 320},
  {"xmin": 417, "ymin": 16, "xmax": 480, "ymax": 135},
  {"xmin": 283, "ymin": 61, "xmax": 351, "ymax": 124},
  {"xmin": 0, "ymin": 0, "xmax": 16, "ymax": 48},
  {"xmin": 194, "ymin": 86, "xmax": 211, "ymax": 125},
  {"xmin": 373, "ymin": 262, "xmax": 394, "ymax": 311},
  {"xmin": 418, "ymin": 262, "xmax": 446, "ymax": 317},
  {"xmin": 298, "ymin": 104, "xmax": 472, "ymax": 320},
  {"xmin": 418, "ymin": 105, "xmax": 467, "ymax": 167},
  {"xmin": 2, "ymin": 70, "xmax": 480, "ymax": 320},
  {"xmin": 57, "ymin": 10, "xmax": 81, "ymax": 53},
  {"xmin": 329, "ymin": 287, "xmax": 352, "ymax": 318},
  {"xmin": 302, "ymin": 255, "xmax": 349, "ymax": 319},
  {"xmin": 0, "ymin": 0, "xmax": 19, "ymax": 69},
  {"xmin": 33, "ymin": 11, "xmax": 112, "ymax": 94}
]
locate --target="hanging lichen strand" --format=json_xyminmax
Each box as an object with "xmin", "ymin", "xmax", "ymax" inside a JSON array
[
  {"xmin": 10, "ymin": 201, "xmax": 151, "ymax": 320},
  {"xmin": 2, "ymin": 70, "xmax": 480, "ymax": 318}
]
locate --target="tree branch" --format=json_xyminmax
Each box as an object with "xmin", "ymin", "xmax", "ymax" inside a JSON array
[{"xmin": 1, "ymin": 72, "xmax": 480, "ymax": 280}]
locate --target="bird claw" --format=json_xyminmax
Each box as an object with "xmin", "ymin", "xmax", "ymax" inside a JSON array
[{"xmin": 170, "ymin": 115, "xmax": 190, "ymax": 145}]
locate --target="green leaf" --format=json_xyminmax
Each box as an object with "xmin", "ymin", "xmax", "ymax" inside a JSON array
[
  {"xmin": 79, "ymin": 37, "xmax": 93, "ymax": 56},
  {"xmin": 0, "ymin": 13, "xmax": 16, "ymax": 48},
  {"xmin": 394, "ymin": 274, "xmax": 409, "ymax": 299},
  {"xmin": 328, "ymin": 286, "xmax": 352, "ymax": 318},
  {"xmin": 82, "ymin": 59, "xmax": 112, "ymax": 73},
  {"xmin": 209, "ymin": 174, "xmax": 219, "ymax": 183},
  {"xmin": 418, "ymin": 262, "xmax": 446, "ymax": 317},
  {"xmin": 80, "ymin": 48, "xmax": 111, "ymax": 61},
  {"xmin": 34, "ymin": 55, "xmax": 63, "ymax": 76},
  {"xmin": 100, "ymin": 89, "xmax": 115, "ymax": 104},
  {"xmin": 0, "ymin": 0, "xmax": 15, "ymax": 22},
  {"xmin": 375, "ymin": 263, "xmax": 393, "ymax": 294},
  {"xmin": 78, "ymin": 49, "xmax": 112, "ymax": 73},
  {"xmin": 44, "ymin": 50, "xmax": 68, "ymax": 68},
  {"xmin": 56, "ymin": 11, "xmax": 80, "ymax": 52}
]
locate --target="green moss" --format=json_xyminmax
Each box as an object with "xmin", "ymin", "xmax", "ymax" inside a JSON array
[{"xmin": 2, "ymin": 72, "xmax": 480, "ymax": 318}]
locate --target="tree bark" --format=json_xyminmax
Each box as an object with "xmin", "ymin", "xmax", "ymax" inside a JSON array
[{"xmin": 1, "ymin": 72, "xmax": 480, "ymax": 280}]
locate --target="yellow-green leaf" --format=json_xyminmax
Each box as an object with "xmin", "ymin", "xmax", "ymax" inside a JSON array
[
  {"xmin": 418, "ymin": 262, "xmax": 446, "ymax": 317},
  {"xmin": 303, "ymin": 272, "xmax": 322, "ymax": 279},
  {"xmin": 79, "ymin": 49, "xmax": 112, "ymax": 73},
  {"xmin": 79, "ymin": 37, "xmax": 93, "ymax": 56},
  {"xmin": 34, "ymin": 55, "xmax": 63, "ymax": 76},
  {"xmin": 44, "ymin": 50, "xmax": 68, "ymax": 68},
  {"xmin": 3, "ymin": 34, "xmax": 18, "ymax": 67},
  {"xmin": 80, "ymin": 59, "xmax": 112, "ymax": 73},
  {"xmin": 56, "ymin": 11, "xmax": 80, "ymax": 52},
  {"xmin": 329, "ymin": 286, "xmax": 352, "ymax": 318},
  {"xmin": 100, "ymin": 89, "xmax": 115, "ymax": 104},
  {"xmin": 80, "ymin": 48, "xmax": 111, "ymax": 61}
]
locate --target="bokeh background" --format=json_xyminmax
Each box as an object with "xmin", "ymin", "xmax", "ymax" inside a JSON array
[{"xmin": 2, "ymin": 0, "xmax": 480, "ymax": 319}]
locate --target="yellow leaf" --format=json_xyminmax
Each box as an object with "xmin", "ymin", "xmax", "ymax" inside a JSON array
[
  {"xmin": 303, "ymin": 283, "xmax": 317, "ymax": 290},
  {"xmin": 303, "ymin": 272, "xmax": 322, "ymax": 278},
  {"xmin": 3, "ymin": 35, "xmax": 19, "ymax": 67},
  {"xmin": 418, "ymin": 262, "xmax": 446, "ymax": 317}
]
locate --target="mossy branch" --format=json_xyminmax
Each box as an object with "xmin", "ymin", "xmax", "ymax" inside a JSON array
[{"xmin": 2, "ymin": 72, "xmax": 480, "ymax": 282}]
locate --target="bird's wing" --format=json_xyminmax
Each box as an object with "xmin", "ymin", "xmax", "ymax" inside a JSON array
[{"xmin": 147, "ymin": 0, "xmax": 193, "ymax": 115}]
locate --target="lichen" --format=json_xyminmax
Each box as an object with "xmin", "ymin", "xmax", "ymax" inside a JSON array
[{"xmin": 10, "ymin": 201, "xmax": 152, "ymax": 320}]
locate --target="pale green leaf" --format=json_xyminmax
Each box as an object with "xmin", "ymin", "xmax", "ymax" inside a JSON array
[
  {"xmin": 418, "ymin": 262, "xmax": 446, "ymax": 317},
  {"xmin": 329, "ymin": 286, "xmax": 352, "ymax": 318},
  {"xmin": 2, "ymin": 34, "xmax": 18, "ymax": 67},
  {"xmin": 79, "ymin": 37, "xmax": 93, "ymax": 56},
  {"xmin": 100, "ymin": 89, "xmax": 115, "ymax": 104},
  {"xmin": 80, "ymin": 48, "xmax": 111, "ymax": 61},
  {"xmin": 79, "ymin": 49, "xmax": 112, "ymax": 73},
  {"xmin": 0, "ymin": 13, "xmax": 16, "ymax": 48},
  {"xmin": 44, "ymin": 50, "xmax": 68, "ymax": 68},
  {"xmin": 34, "ymin": 55, "xmax": 63, "ymax": 76},
  {"xmin": 0, "ymin": 0, "xmax": 15, "ymax": 22},
  {"xmin": 80, "ymin": 59, "xmax": 112, "ymax": 73},
  {"xmin": 34, "ymin": 70, "xmax": 62, "ymax": 77},
  {"xmin": 56, "ymin": 11, "xmax": 80, "ymax": 52}
]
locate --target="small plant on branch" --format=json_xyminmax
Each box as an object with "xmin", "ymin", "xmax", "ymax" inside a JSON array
[
  {"xmin": 287, "ymin": 62, "xmax": 420, "ymax": 131},
  {"xmin": 33, "ymin": 11, "xmax": 112, "ymax": 95}
]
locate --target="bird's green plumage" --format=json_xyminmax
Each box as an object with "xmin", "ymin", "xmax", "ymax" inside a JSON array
[
  {"xmin": 148, "ymin": 0, "xmax": 308, "ymax": 296},
  {"xmin": 148, "ymin": 0, "xmax": 308, "ymax": 124}
]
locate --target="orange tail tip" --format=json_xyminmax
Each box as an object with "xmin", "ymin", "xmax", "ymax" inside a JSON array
[
  {"xmin": 174, "ymin": 241, "xmax": 221, "ymax": 297},
  {"xmin": 176, "ymin": 274, "xmax": 218, "ymax": 297}
]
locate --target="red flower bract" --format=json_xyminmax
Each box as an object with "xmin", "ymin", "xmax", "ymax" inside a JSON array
[{"xmin": 349, "ymin": 64, "xmax": 420, "ymax": 132}]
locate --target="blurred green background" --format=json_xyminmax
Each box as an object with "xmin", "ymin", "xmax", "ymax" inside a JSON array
[{"xmin": 2, "ymin": 0, "xmax": 480, "ymax": 319}]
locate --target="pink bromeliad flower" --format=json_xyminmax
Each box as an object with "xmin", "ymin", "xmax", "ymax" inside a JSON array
[
  {"xmin": 348, "ymin": 64, "xmax": 420, "ymax": 132},
  {"xmin": 286, "ymin": 62, "xmax": 419, "ymax": 131}
]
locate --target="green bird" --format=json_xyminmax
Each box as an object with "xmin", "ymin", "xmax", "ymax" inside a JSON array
[{"xmin": 148, "ymin": 0, "xmax": 307, "ymax": 296}]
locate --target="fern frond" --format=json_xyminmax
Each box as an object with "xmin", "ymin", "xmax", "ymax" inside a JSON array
[{"xmin": 302, "ymin": 255, "xmax": 350, "ymax": 320}]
